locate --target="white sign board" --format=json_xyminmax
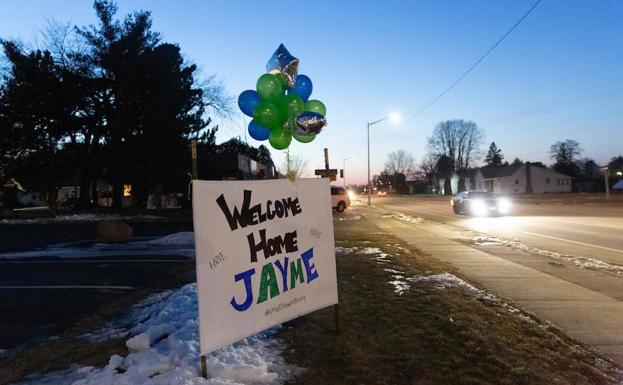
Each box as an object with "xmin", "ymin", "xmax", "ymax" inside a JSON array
[{"xmin": 192, "ymin": 178, "xmax": 338, "ymax": 354}]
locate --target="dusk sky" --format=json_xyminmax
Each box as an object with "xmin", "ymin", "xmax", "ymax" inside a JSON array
[{"xmin": 1, "ymin": 0, "xmax": 621, "ymax": 184}]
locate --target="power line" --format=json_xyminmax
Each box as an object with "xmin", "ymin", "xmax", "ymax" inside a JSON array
[{"xmin": 406, "ymin": 0, "xmax": 543, "ymax": 121}]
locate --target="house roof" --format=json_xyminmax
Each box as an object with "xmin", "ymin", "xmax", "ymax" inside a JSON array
[
  {"xmin": 3, "ymin": 178, "xmax": 26, "ymax": 192},
  {"xmin": 613, "ymin": 180, "xmax": 623, "ymax": 190},
  {"xmin": 479, "ymin": 164, "xmax": 522, "ymax": 179}
]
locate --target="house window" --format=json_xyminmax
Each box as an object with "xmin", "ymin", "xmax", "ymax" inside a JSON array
[
  {"xmin": 546, "ymin": 177, "xmax": 550, "ymax": 184},
  {"xmin": 515, "ymin": 179, "xmax": 519, "ymax": 185},
  {"xmin": 557, "ymin": 179, "xmax": 560, "ymax": 186}
]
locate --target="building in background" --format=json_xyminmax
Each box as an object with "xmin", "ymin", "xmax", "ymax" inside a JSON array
[
  {"xmin": 473, "ymin": 162, "xmax": 572, "ymax": 194},
  {"xmin": 201, "ymin": 152, "xmax": 277, "ymax": 181}
]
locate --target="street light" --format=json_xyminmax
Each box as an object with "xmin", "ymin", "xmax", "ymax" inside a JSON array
[
  {"xmin": 367, "ymin": 112, "xmax": 401, "ymax": 206},
  {"xmin": 343, "ymin": 156, "xmax": 353, "ymax": 188}
]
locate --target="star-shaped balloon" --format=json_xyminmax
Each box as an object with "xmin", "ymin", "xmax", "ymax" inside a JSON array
[{"xmin": 266, "ymin": 44, "xmax": 299, "ymax": 88}]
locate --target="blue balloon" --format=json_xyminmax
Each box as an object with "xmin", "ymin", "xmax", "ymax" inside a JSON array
[
  {"xmin": 288, "ymin": 74, "xmax": 313, "ymax": 101},
  {"xmin": 238, "ymin": 90, "xmax": 261, "ymax": 117},
  {"xmin": 248, "ymin": 119, "xmax": 271, "ymax": 141}
]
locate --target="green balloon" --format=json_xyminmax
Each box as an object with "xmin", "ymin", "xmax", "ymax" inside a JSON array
[
  {"xmin": 275, "ymin": 73, "xmax": 290, "ymax": 89},
  {"xmin": 280, "ymin": 94, "xmax": 304, "ymax": 120},
  {"xmin": 269, "ymin": 125, "xmax": 292, "ymax": 150},
  {"xmin": 304, "ymin": 99, "xmax": 326, "ymax": 116},
  {"xmin": 293, "ymin": 131, "xmax": 316, "ymax": 143},
  {"xmin": 253, "ymin": 101, "xmax": 281, "ymax": 128},
  {"xmin": 256, "ymin": 74, "xmax": 283, "ymax": 101}
]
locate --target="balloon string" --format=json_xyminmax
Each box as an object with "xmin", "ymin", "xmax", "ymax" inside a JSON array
[{"xmin": 286, "ymin": 148, "xmax": 296, "ymax": 182}]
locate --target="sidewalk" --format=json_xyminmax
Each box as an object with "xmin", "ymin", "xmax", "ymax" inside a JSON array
[{"xmin": 360, "ymin": 205, "xmax": 623, "ymax": 366}]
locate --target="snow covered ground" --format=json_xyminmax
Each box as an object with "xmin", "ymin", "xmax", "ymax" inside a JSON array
[
  {"xmin": 0, "ymin": 213, "xmax": 164, "ymax": 225},
  {"xmin": 381, "ymin": 212, "xmax": 425, "ymax": 223},
  {"xmin": 16, "ymin": 284, "xmax": 301, "ymax": 385},
  {"xmin": 0, "ymin": 232, "xmax": 196, "ymax": 259}
]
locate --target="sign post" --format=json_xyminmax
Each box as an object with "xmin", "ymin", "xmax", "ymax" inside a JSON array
[
  {"xmin": 193, "ymin": 178, "xmax": 338, "ymax": 370},
  {"xmin": 191, "ymin": 139, "xmax": 198, "ymax": 180}
]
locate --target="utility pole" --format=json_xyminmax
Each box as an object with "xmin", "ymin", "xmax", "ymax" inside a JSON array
[
  {"xmin": 367, "ymin": 122, "xmax": 371, "ymax": 206},
  {"xmin": 324, "ymin": 148, "xmax": 330, "ymax": 172},
  {"xmin": 603, "ymin": 166, "xmax": 610, "ymax": 199},
  {"xmin": 314, "ymin": 148, "xmax": 337, "ymax": 181}
]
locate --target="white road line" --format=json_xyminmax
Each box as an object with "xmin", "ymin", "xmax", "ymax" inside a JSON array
[
  {"xmin": 0, "ymin": 259, "xmax": 189, "ymax": 264},
  {"xmin": 511, "ymin": 229, "xmax": 623, "ymax": 254},
  {"xmin": 0, "ymin": 285, "xmax": 136, "ymax": 290}
]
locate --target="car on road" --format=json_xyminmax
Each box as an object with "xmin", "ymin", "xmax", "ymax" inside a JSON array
[
  {"xmin": 331, "ymin": 186, "xmax": 350, "ymax": 213},
  {"xmin": 451, "ymin": 190, "xmax": 512, "ymax": 216}
]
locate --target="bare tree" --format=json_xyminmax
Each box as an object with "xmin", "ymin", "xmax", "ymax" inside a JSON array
[
  {"xmin": 420, "ymin": 153, "xmax": 439, "ymax": 183},
  {"xmin": 40, "ymin": 19, "xmax": 87, "ymax": 70},
  {"xmin": 427, "ymin": 119, "xmax": 484, "ymax": 171},
  {"xmin": 385, "ymin": 150, "xmax": 415, "ymax": 175},
  {"xmin": 281, "ymin": 152, "xmax": 308, "ymax": 180}
]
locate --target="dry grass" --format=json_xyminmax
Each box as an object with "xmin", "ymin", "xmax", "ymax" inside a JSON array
[{"xmin": 280, "ymin": 218, "xmax": 622, "ymax": 385}]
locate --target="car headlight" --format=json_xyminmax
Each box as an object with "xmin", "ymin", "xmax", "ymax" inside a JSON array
[
  {"xmin": 497, "ymin": 198, "xmax": 512, "ymax": 214},
  {"xmin": 470, "ymin": 199, "xmax": 489, "ymax": 216}
]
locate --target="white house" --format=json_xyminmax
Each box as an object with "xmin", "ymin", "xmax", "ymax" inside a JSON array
[{"xmin": 473, "ymin": 163, "xmax": 572, "ymax": 194}]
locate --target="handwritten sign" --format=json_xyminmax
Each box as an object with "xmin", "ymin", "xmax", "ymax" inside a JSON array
[{"xmin": 193, "ymin": 178, "xmax": 338, "ymax": 354}]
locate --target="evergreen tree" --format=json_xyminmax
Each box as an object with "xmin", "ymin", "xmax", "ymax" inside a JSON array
[
  {"xmin": 1, "ymin": 1, "xmax": 230, "ymax": 210},
  {"xmin": 484, "ymin": 142, "xmax": 504, "ymax": 167},
  {"xmin": 76, "ymin": 0, "xmax": 223, "ymax": 207},
  {"xmin": 550, "ymin": 139, "xmax": 581, "ymax": 177}
]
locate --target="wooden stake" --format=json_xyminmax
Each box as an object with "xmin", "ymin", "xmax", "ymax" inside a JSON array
[
  {"xmin": 200, "ymin": 355, "xmax": 208, "ymax": 379},
  {"xmin": 191, "ymin": 139, "xmax": 198, "ymax": 180}
]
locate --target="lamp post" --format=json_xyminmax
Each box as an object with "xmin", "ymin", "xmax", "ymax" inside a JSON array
[
  {"xmin": 343, "ymin": 157, "xmax": 352, "ymax": 187},
  {"xmin": 367, "ymin": 112, "xmax": 401, "ymax": 206}
]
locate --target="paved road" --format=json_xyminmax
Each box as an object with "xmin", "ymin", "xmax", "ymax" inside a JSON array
[{"xmin": 370, "ymin": 195, "xmax": 623, "ymax": 264}]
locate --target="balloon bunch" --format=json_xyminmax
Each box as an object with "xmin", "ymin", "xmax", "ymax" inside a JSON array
[{"xmin": 238, "ymin": 44, "xmax": 327, "ymax": 150}]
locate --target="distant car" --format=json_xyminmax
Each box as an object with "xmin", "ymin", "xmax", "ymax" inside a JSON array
[
  {"xmin": 451, "ymin": 190, "xmax": 512, "ymax": 216},
  {"xmin": 331, "ymin": 186, "xmax": 350, "ymax": 213}
]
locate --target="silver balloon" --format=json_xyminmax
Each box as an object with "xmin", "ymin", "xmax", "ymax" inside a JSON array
[
  {"xmin": 295, "ymin": 111, "xmax": 327, "ymax": 135},
  {"xmin": 282, "ymin": 117, "xmax": 297, "ymax": 133},
  {"xmin": 266, "ymin": 44, "xmax": 299, "ymax": 87}
]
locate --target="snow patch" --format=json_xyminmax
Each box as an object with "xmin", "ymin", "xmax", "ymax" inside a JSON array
[
  {"xmin": 473, "ymin": 236, "xmax": 623, "ymax": 275},
  {"xmin": 148, "ymin": 232, "xmax": 195, "ymax": 246},
  {"xmin": 382, "ymin": 212, "xmax": 425, "ymax": 223},
  {"xmin": 17, "ymin": 284, "xmax": 300, "ymax": 385},
  {"xmin": 407, "ymin": 273, "xmax": 495, "ymax": 300},
  {"xmin": 0, "ymin": 232, "xmax": 195, "ymax": 259},
  {"xmin": 335, "ymin": 246, "xmax": 384, "ymax": 256},
  {"xmin": 336, "ymin": 213, "xmax": 361, "ymax": 221},
  {"xmin": 407, "ymin": 273, "xmax": 533, "ymax": 322}
]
